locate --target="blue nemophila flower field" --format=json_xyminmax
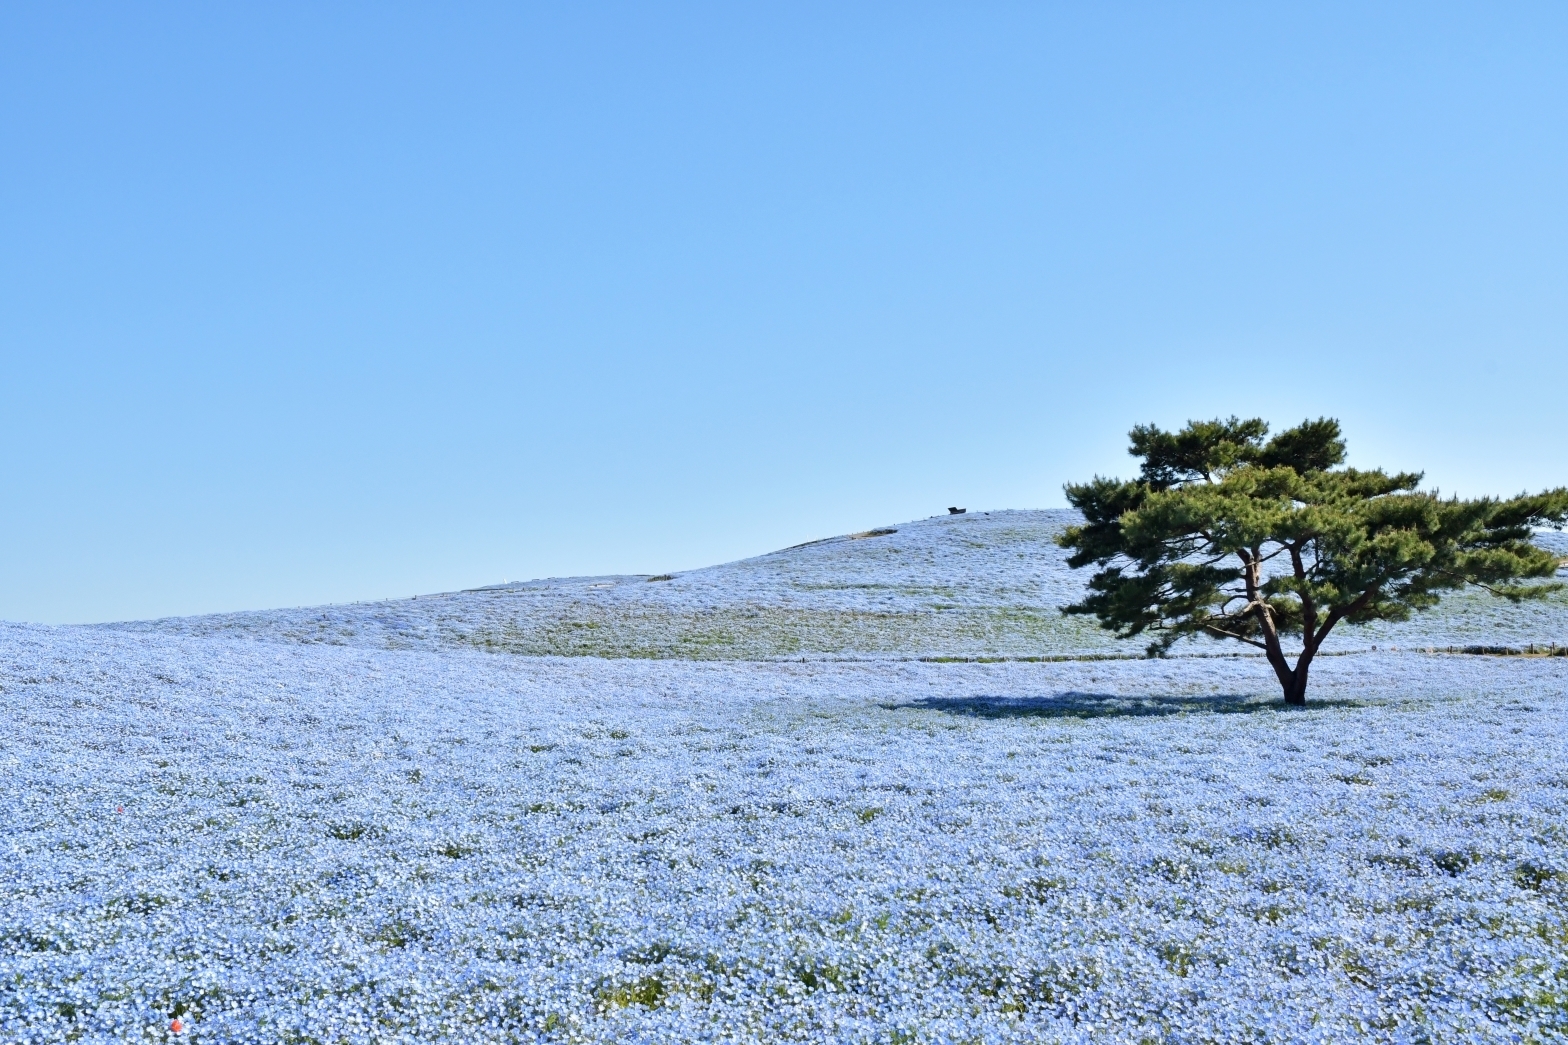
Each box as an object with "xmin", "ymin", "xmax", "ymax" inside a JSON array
[{"xmin": 3, "ymin": 622, "xmax": 1566, "ymax": 1044}]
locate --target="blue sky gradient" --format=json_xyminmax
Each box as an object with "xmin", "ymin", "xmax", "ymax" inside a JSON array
[{"xmin": 3, "ymin": 3, "xmax": 1565, "ymax": 623}]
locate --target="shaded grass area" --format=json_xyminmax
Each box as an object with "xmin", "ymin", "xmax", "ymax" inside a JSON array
[
  {"xmin": 454, "ymin": 605, "xmax": 1121, "ymax": 660},
  {"xmin": 891, "ymin": 691, "xmax": 1368, "ymax": 720}
]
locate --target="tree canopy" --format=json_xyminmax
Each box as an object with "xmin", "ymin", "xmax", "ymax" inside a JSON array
[{"xmin": 1058, "ymin": 417, "xmax": 1568, "ymax": 704}]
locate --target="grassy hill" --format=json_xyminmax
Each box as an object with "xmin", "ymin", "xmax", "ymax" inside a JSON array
[{"xmin": 106, "ymin": 509, "xmax": 1568, "ymax": 660}]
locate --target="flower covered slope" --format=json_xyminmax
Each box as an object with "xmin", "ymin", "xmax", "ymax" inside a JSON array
[
  {"xmin": 107, "ymin": 511, "xmax": 1568, "ymax": 660},
  {"xmin": 9, "ymin": 511, "xmax": 1568, "ymax": 1043},
  {"xmin": 3, "ymin": 624, "xmax": 1568, "ymax": 1044}
]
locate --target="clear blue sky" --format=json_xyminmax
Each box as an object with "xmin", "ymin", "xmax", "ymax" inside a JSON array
[{"xmin": 3, "ymin": 3, "xmax": 1565, "ymax": 624}]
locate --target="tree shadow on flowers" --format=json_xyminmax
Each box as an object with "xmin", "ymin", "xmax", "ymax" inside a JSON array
[{"xmin": 885, "ymin": 691, "xmax": 1362, "ymax": 720}]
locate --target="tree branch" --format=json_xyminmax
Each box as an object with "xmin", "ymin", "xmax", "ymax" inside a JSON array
[
  {"xmin": 1313, "ymin": 584, "xmax": 1381, "ymax": 648},
  {"xmin": 1200, "ymin": 623, "xmax": 1268, "ymax": 649},
  {"xmin": 1239, "ymin": 547, "xmax": 1294, "ymax": 690},
  {"xmin": 1290, "ymin": 543, "xmax": 1317, "ymax": 651},
  {"xmin": 1431, "ymin": 568, "xmax": 1534, "ymax": 598}
]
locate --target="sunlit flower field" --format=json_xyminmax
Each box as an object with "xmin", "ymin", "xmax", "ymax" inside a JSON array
[{"xmin": 4, "ymin": 621, "xmax": 1566, "ymax": 1044}]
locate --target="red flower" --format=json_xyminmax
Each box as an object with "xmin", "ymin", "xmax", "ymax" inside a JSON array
[{"xmin": 170, "ymin": 1018, "xmax": 183, "ymax": 1033}]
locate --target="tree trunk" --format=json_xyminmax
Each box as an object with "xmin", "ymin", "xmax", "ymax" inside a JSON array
[
  {"xmin": 1280, "ymin": 649, "xmax": 1315, "ymax": 706},
  {"xmin": 1282, "ymin": 665, "xmax": 1309, "ymax": 706}
]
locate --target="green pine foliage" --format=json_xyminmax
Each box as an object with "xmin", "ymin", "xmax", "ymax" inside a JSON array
[{"xmin": 1058, "ymin": 417, "xmax": 1568, "ymax": 704}]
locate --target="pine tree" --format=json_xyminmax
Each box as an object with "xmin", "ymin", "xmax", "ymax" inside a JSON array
[{"xmin": 1058, "ymin": 417, "xmax": 1568, "ymax": 704}]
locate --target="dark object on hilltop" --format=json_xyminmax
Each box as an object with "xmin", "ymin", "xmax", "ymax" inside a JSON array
[
  {"xmin": 949, "ymin": 507, "xmax": 966, "ymax": 515},
  {"xmin": 1057, "ymin": 416, "xmax": 1568, "ymax": 705}
]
